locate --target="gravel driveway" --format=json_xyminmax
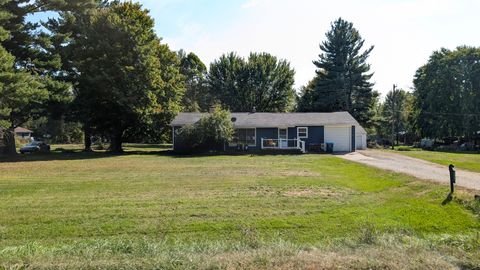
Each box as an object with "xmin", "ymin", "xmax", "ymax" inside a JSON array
[{"xmin": 339, "ymin": 150, "xmax": 480, "ymax": 191}]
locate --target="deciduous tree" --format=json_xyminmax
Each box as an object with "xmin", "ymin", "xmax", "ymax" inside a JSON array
[
  {"xmin": 413, "ymin": 46, "xmax": 480, "ymax": 139},
  {"xmin": 208, "ymin": 52, "xmax": 295, "ymax": 112},
  {"xmin": 178, "ymin": 50, "xmax": 208, "ymax": 112},
  {"xmin": 72, "ymin": 2, "xmax": 183, "ymax": 152}
]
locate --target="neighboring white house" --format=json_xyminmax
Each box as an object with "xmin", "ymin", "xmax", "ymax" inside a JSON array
[{"xmin": 14, "ymin": 127, "xmax": 34, "ymax": 140}]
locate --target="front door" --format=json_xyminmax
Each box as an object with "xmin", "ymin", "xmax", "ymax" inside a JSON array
[{"xmin": 279, "ymin": 128, "xmax": 288, "ymax": 148}]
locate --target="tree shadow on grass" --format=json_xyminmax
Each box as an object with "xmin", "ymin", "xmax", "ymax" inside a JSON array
[
  {"xmin": 0, "ymin": 148, "xmax": 308, "ymax": 162},
  {"xmin": 0, "ymin": 151, "xmax": 119, "ymax": 163}
]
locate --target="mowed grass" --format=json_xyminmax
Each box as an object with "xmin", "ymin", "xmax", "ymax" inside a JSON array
[
  {"xmin": 0, "ymin": 146, "xmax": 479, "ymax": 269},
  {"xmin": 390, "ymin": 148, "xmax": 480, "ymax": 173}
]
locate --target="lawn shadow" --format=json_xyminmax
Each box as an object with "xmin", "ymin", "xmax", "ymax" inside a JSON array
[
  {"xmin": 0, "ymin": 149, "xmax": 233, "ymax": 162},
  {"xmin": 156, "ymin": 149, "xmax": 307, "ymax": 158},
  {"xmin": 0, "ymin": 151, "xmax": 121, "ymax": 163},
  {"xmin": 0, "ymin": 145, "xmax": 312, "ymax": 162},
  {"xmin": 123, "ymin": 143, "xmax": 172, "ymax": 149}
]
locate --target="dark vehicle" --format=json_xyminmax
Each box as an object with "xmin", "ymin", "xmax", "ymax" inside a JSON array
[{"xmin": 20, "ymin": 141, "xmax": 50, "ymax": 154}]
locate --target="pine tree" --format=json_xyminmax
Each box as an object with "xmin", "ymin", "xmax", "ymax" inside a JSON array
[
  {"xmin": 299, "ymin": 18, "xmax": 375, "ymax": 127},
  {"xmin": 0, "ymin": 0, "xmax": 48, "ymax": 155}
]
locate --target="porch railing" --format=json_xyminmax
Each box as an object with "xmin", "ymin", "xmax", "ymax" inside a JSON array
[{"xmin": 260, "ymin": 138, "xmax": 306, "ymax": 153}]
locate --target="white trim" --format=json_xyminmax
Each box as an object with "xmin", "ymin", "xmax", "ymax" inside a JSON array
[
  {"xmin": 278, "ymin": 128, "xmax": 288, "ymax": 140},
  {"xmin": 261, "ymin": 138, "xmax": 306, "ymax": 153},
  {"xmin": 278, "ymin": 128, "xmax": 288, "ymax": 149},
  {"xmin": 297, "ymin": 127, "xmax": 308, "ymax": 139}
]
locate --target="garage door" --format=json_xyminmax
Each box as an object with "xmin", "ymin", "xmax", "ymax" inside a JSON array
[
  {"xmin": 325, "ymin": 126, "xmax": 351, "ymax": 152},
  {"xmin": 356, "ymin": 134, "xmax": 365, "ymax": 150}
]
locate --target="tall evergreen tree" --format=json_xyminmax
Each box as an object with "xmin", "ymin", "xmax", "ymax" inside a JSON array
[
  {"xmin": 0, "ymin": 0, "xmax": 48, "ymax": 155},
  {"xmin": 298, "ymin": 18, "xmax": 375, "ymax": 127},
  {"xmin": 0, "ymin": 0, "xmax": 99, "ymax": 153}
]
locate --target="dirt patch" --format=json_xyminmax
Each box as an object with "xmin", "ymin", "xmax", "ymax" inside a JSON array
[
  {"xmin": 283, "ymin": 187, "xmax": 356, "ymax": 198},
  {"xmin": 277, "ymin": 170, "xmax": 321, "ymax": 177},
  {"xmin": 250, "ymin": 186, "xmax": 356, "ymax": 198},
  {"xmin": 283, "ymin": 189, "xmax": 316, "ymax": 197}
]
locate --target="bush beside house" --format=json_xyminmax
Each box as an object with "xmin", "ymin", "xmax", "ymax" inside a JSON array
[{"xmin": 176, "ymin": 108, "xmax": 234, "ymax": 153}]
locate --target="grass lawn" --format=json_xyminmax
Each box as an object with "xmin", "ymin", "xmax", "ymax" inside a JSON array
[
  {"xmin": 388, "ymin": 147, "xmax": 480, "ymax": 173},
  {"xmin": 0, "ymin": 145, "xmax": 479, "ymax": 269}
]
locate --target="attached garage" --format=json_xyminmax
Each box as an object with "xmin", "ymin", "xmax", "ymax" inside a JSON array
[
  {"xmin": 324, "ymin": 126, "xmax": 352, "ymax": 152},
  {"xmin": 356, "ymin": 133, "xmax": 367, "ymax": 150}
]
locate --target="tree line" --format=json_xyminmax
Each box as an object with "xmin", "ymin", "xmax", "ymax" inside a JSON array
[
  {"xmin": 371, "ymin": 47, "xmax": 480, "ymax": 147},
  {"xmin": 1, "ymin": 0, "xmax": 478, "ymax": 155}
]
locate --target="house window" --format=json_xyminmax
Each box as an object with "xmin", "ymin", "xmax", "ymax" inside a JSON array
[
  {"xmin": 297, "ymin": 127, "xmax": 308, "ymax": 139},
  {"xmin": 231, "ymin": 128, "xmax": 256, "ymax": 146}
]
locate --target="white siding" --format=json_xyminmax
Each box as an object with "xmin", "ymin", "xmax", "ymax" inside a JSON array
[
  {"xmin": 325, "ymin": 126, "xmax": 351, "ymax": 152},
  {"xmin": 356, "ymin": 134, "xmax": 367, "ymax": 150}
]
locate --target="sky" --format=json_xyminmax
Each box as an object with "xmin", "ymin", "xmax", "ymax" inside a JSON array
[{"xmin": 31, "ymin": 0, "xmax": 480, "ymax": 98}]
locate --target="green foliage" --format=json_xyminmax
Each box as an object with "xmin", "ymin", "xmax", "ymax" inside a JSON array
[
  {"xmin": 26, "ymin": 117, "xmax": 84, "ymax": 143},
  {"xmin": 0, "ymin": 0, "xmax": 89, "ymax": 114},
  {"xmin": 71, "ymin": 2, "xmax": 184, "ymax": 151},
  {"xmin": 413, "ymin": 46, "xmax": 480, "ymax": 139},
  {"xmin": 396, "ymin": 146, "xmax": 412, "ymax": 151},
  {"xmin": 208, "ymin": 52, "xmax": 295, "ymax": 112},
  {"xmin": 0, "ymin": 1, "xmax": 49, "ymax": 154},
  {"xmin": 176, "ymin": 107, "xmax": 234, "ymax": 152},
  {"xmin": 298, "ymin": 18, "xmax": 376, "ymax": 127},
  {"xmin": 178, "ymin": 50, "xmax": 208, "ymax": 112},
  {"xmin": 296, "ymin": 75, "xmax": 320, "ymax": 112},
  {"xmin": 374, "ymin": 88, "xmax": 415, "ymax": 144}
]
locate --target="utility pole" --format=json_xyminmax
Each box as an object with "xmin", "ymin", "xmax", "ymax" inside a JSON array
[{"xmin": 391, "ymin": 84, "xmax": 397, "ymax": 150}]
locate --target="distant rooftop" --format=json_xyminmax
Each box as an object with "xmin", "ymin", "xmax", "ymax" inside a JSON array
[{"xmin": 14, "ymin": 127, "xmax": 33, "ymax": 133}]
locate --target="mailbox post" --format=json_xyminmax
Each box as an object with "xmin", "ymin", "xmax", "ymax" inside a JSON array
[{"xmin": 449, "ymin": 164, "xmax": 456, "ymax": 194}]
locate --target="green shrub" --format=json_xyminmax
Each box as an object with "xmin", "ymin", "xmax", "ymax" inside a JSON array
[
  {"xmin": 176, "ymin": 107, "xmax": 234, "ymax": 152},
  {"xmin": 396, "ymin": 146, "xmax": 412, "ymax": 151},
  {"xmin": 176, "ymin": 124, "xmax": 201, "ymax": 150}
]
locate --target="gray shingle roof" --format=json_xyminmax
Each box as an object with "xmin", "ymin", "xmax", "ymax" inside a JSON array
[{"xmin": 171, "ymin": 111, "xmax": 367, "ymax": 133}]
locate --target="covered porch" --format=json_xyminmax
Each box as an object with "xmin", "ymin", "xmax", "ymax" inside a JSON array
[{"xmin": 260, "ymin": 138, "xmax": 306, "ymax": 153}]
